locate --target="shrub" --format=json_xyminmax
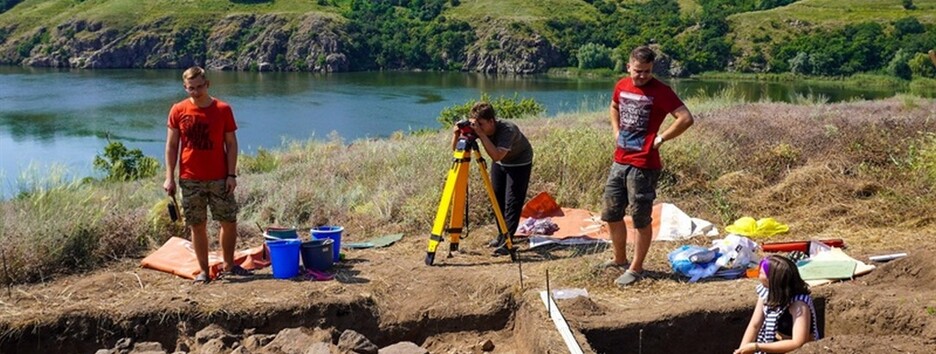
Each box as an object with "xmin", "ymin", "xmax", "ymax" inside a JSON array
[
  {"xmin": 908, "ymin": 52, "xmax": 936, "ymax": 78},
  {"xmin": 577, "ymin": 43, "xmax": 613, "ymax": 70},
  {"xmin": 93, "ymin": 141, "xmax": 160, "ymax": 182},
  {"xmin": 887, "ymin": 49, "xmax": 913, "ymax": 80},
  {"xmin": 240, "ymin": 147, "xmax": 278, "ymax": 174},
  {"xmin": 436, "ymin": 93, "xmax": 545, "ymax": 127},
  {"xmin": 788, "ymin": 52, "xmax": 810, "ymax": 75}
]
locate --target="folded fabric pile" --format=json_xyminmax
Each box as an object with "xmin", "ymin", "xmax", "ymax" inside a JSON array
[{"xmin": 518, "ymin": 217, "xmax": 560, "ymax": 235}]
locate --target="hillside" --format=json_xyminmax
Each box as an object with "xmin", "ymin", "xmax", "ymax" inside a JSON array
[
  {"xmin": 729, "ymin": 0, "xmax": 936, "ymax": 59},
  {"xmin": 0, "ymin": 0, "xmax": 934, "ymax": 76}
]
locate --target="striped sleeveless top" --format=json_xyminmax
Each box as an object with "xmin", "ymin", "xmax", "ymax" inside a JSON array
[{"xmin": 755, "ymin": 284, "xmax": 820, "ymax": 351}]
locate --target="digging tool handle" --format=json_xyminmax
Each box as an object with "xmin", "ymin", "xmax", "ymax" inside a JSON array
[{"xmin": 168, "ymin": 195, "xmax": 179, "ymax": 222}]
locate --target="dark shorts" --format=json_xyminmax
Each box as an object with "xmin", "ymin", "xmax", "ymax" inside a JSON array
[
  {"xmin": 601, "ymin": 163, "xmax": 660, "ymax": 228},
  {"xmin": 179, "ymin": 179, "xmax": 239, "ymax": 226}
]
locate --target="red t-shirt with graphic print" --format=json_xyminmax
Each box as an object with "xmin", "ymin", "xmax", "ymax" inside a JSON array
[
  {"xmin": 611, "ymin": 77, "xmax": 684, "ymax": 169},
  {"xmin": 167, "ymin": 98, "xmax": 237, "ymax": 181}
]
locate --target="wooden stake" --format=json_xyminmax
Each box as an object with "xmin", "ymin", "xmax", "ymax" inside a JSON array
[{"xmin": 545, "ymin": 268, "xmax": 551, "ymax": 316}]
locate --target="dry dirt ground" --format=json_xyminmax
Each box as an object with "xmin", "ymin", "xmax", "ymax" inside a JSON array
[{"xmin": 1, "ymin": 224, "xmax": 935, "ymax": 354}]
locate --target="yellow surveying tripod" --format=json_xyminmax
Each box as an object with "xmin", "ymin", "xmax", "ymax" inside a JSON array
[{"xmin": 425, "ymin": 122, "xmax": 517, "ymax": 266}]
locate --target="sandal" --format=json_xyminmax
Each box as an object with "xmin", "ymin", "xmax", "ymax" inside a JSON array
[
  {"xmin": 193, "ymin": 272, "xmax": 210, "ymax": 284},
  {"xmin": 304, "ymin": 269, "xmax": 334, "ymax": 281},
  {"xmin": 615, "ymin": 269, "xmax": 643, "ymax": 287},
  {"xmin": 222, "ymin": 265, "xmax": 254, "ymax": 277},
  {"xmin": 595, "ymin": 259, "xmax": 630, "ymax": 271}
]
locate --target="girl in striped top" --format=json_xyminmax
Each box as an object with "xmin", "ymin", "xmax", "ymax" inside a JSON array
[{"xmin": 734, "ymin": 255, "xmax": 820, "ymax": 354}]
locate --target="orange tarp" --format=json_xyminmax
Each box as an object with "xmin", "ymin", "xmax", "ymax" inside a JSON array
[
  {"xmin": 519, "ymin": 192, "xmax": 664, "ymax": 244},
  {"xmin": 140, "ymin": 237, "xmax": 270, "ymax": 280}
]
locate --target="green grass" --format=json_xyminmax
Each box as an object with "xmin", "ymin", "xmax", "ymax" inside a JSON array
[
  {"xmin": 0, "ymin": 0, "xmax": 338, "ymax": 38},
  {"xmin": 446, "ymin": 0, "xmax": 599, "ymax": 23},
  {"xmin": 693, "ymin": 72, "xmax": 917, "ymax": 91},
  {"xmin": 676, "ymin": 0, "xmax": 701, "ymax": 15}
]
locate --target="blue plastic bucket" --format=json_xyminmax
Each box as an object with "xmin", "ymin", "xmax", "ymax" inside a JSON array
[
  {"xmin": 301, "ymin": 238, "xmax": 334, "ymax": 271},
  {"xmin": 266, "ymin": 239, "xmax": 301, "ymax": 279},
  {"xmin": 311, "ymin": 226, "xmax": 343, "ymax": 262}
]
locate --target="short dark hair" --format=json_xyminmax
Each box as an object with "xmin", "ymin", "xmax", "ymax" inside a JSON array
[
  {"xmin": 470, "ymin": 101, "xmax": 496, "ymax": 121},
  {"xmin": 630, "ymin": 46, "xmax": 656, "ymax": 64}
]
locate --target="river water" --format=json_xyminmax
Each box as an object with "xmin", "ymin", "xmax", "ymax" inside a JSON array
[{"xmin": 0, "ymin": 66, "xmax": 913, "ymax": 195}]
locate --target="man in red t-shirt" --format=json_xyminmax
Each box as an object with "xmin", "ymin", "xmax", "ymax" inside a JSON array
[
  {"xmin": 163, "ymin": 66, "xmax": 247, "ymax": 284},
  {"xmin": 601, "ymin": 46, "xmax": 695, "ymax": 287}
]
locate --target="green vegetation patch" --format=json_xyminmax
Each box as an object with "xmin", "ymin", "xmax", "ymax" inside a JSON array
[
  {"xmin": 0, "ymin": 0, "xmax": 336, "ymax": 39},
  {"xmin": 446, "ymin": 0, "xmax": 599, "ymax": 23},
  {"xmin": 729, "ymin": 0, "xmax": 936, "ymax": 54}
]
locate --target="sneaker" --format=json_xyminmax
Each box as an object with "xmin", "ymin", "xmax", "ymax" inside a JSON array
[
  {"xmin": 615, "ymin": 270, "xmax": 642, "ymax": 287},
  {"xmin": 487, "ymin": 235, "xmax": 506, "ymax": 248},
  {"xmin": 492, "ymin": 245, "xmax": 511, "ymax": 256}
]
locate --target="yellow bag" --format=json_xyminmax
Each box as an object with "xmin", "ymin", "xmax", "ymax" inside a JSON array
[{"xmin": 724, "ymin": 217, "xmax": 789, "ymax": 238}]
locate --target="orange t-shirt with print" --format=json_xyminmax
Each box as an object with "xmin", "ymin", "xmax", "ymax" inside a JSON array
[{"xmin": 167, "ymin": 98, "xmax": 237, "ymax": 181}]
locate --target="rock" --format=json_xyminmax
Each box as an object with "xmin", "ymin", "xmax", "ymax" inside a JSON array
[
  {"xmin": 5, "ymin": 13, "xmax": 351, "ymax": 72},
  {"xmin": 378, "ymin": 342, "xmax": 428, "ymax": 354},
  {"xmin": 305, "ymin": 342, "xmax": 333, "ymax": 354},
  {"xmin": 115, "ymin": 337, "xmax": 134, "ymax": 351},
  {"xmin": 195, "ymin": 324, "xmax": 231, "ymax": 345},
  {"xmin": 130, "ymin": 341, "xmax": 166, "ymax": 354},
  {"xmin": 264, "ymin": 328, "xmax": 323, "ymax": 354},
  {"xmin": 463, "ymin": 20, "xmax": 561, "ymax": 74},
  {"xmin": 242, "ymin": 334, "xmax": 275, "ymax": 351},
  {"xmin": 337, "ymin": 329, "xmax": 378, "ymax": 354},
  {"xmin": 199, "ymin": 338, "xmax": 230, "ymax": 354},
  {"xmin": 230, "ymin": 346, "xmax": 250, "ymax": 354},
  {"xmin": 309, "ymin": 327, "xmax": 337, "ymax": 344},
  {"xmin": 479, "ymin": 339, "xmax": 495, "ymax": 352}
]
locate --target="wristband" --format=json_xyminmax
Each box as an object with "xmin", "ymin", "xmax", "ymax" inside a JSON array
[
  {"xmin": 227, "ymin": 174, "xmax": 237, "ymax": 178},
  {"xmin": 654, "ymin": 136, "xmax": 665, "ymax": 146}
]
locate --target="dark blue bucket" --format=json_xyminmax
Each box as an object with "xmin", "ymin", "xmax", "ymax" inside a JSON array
[{"xmin": 301, "ymin": 238, "xmax": 334, "ymax": 271}]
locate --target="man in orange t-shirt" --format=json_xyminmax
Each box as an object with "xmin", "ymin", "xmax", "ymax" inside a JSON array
[{"xmin": 163, "ymin": 66, "xmax": 248, "ymax": 283}]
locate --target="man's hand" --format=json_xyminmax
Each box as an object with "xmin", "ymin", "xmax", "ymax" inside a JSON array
[
  {"xmin": 226, "ymin": 176, "xmax": 237, "ymax": 194},
  {"xmin": 653, "ymin": 135, "xmax": 665, "ymax": 149},
  {"xmin": 163, "ymin": 178, "xmax": 176, "ymax": 196}
]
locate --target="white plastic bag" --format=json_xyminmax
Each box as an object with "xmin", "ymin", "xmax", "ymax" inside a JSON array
[{"xmin": 711, "ymin": 234, "xmax": 759, "ymax": 269}]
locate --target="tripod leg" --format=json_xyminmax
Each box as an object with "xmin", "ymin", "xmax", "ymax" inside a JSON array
[
  {"xmin": 426, "ymin": 150, "xmax": 471, "ymax": 265},
  {"xmin": 473, "ymin": 151, "xmax": 517, "ymax": 262},
  {"xmin": 447, "ymin": 158, "xmax": 470, "ymax": 257}
]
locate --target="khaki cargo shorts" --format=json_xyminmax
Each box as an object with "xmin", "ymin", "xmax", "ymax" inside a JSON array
[{"xmin": 179, "ymin": 179, "xmax": 238, "ymax": 226}]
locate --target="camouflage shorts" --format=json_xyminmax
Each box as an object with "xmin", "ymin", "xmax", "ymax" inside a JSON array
[
  {"xmin": 601, "ymin": 163, "xmax": 660, "ymax": 228},
  {"xmin": 179, "ymin": 179, "xmax": 238, "ymax": 226}
]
